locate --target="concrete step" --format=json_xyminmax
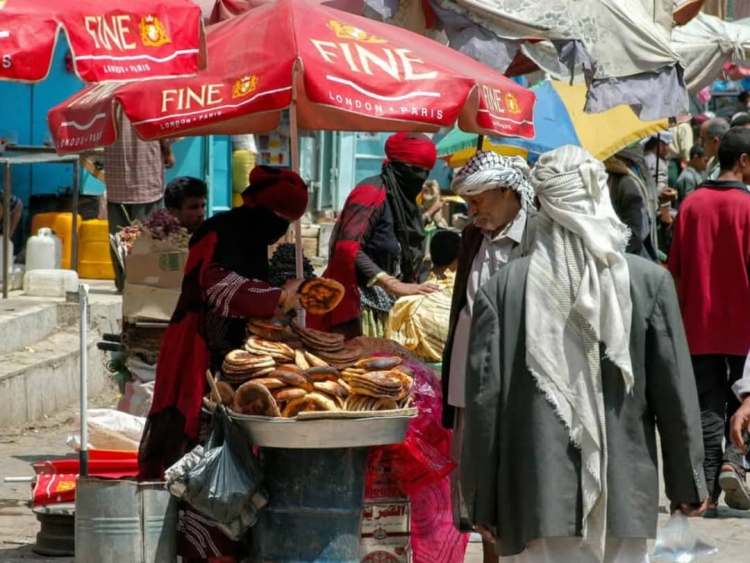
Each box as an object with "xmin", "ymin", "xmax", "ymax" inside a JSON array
[
  {"xmin": 0, "ymin": 300, "xmax": 59, "ymax": 356},
  {"xmin": 0, "ymin": 328, "xmax": 111, "ymax": 429}
]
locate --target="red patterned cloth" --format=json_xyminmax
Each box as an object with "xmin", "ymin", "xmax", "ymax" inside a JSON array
[{"xmin": 307, "ymin": 183, "xmax": 387, "ymax": 332}]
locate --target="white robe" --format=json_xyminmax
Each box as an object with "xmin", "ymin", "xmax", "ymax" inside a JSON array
[{"xmin": 499, "ymin": 538, "xmax": 649, "ymax": 563}]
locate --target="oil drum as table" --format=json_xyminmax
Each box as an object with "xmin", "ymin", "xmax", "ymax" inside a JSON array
[
  {"xmin": 250, "ymin": 447, "xmax": 369, "ymax": 563},
  {"xmin": 233, "ymin": 412, "xmax": 416, "ymax": 563}
]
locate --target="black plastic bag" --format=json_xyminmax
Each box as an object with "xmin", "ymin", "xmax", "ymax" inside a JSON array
[{"xmin": 182, "ymin": 407, "xmax": 267, "ymax": 539}]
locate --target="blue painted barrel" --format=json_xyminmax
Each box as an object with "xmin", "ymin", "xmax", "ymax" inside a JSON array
[{"xmin": 251, "ymin": 447, "xmax": 369, "ymax": 562}]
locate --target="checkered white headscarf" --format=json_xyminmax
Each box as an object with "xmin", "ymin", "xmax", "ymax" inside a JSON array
[{"xmin": 451, "ymin": 150, "xmax": 535, "ymax": 213}]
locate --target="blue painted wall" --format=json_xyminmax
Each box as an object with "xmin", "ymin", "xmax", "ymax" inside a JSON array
[
  {"xmin": 325, "ymin": 131, "xmax": 452, "ymax": 211},
  {"xmin": 0, "ymin": 40, "xmax": 232, "ymax": 226}
]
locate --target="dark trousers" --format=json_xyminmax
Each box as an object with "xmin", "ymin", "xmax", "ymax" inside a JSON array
[
  {"xmin": 107, "ymin": 200, "xmax": 161, "ymax": 292},
  {"xmin": 692, "ymin": 354, "xmax": 747, "ymax": 502}
]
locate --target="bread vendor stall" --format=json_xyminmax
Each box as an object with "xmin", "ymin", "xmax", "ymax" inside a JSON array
[{"xmin": 211, "ymin": 316, "xmax": 419, "ymax": 561}]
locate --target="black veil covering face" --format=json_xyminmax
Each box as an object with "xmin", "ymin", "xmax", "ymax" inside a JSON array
[{"xmin": 382, "ymin": 161, "xmax": 431, "ymax": 282}]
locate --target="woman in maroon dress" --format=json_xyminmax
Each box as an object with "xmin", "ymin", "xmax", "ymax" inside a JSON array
[{"xmin": 138, "ymin": 166, "xmax": 309, "ymax": 563}]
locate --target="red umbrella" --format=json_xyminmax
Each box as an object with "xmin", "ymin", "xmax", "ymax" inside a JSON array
[
  {"xmin": 47, "ymin": 0, "xmax": 536, "ymax": 154},
  {"xmin": 0, "ymin": 0, "xmax": 207, "ymax": 83}
]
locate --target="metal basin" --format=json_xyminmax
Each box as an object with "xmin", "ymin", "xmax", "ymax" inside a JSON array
[{"xmin": 229, "ymin": 410, "xmax": 416, "ymax": 449}]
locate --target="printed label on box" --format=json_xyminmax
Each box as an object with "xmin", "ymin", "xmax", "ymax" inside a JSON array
[
  {"xmin": 360, "ymin": 535, "xmax": 411, "ymax": 563},
  {"xmin": 361, "ymin": 502, "xmax": 410, "ymax": 536}
]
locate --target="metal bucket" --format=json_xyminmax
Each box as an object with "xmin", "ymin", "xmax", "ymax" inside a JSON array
[
  {"xmin": 251, "ymin": 447, "xmax": 369, "ymax": 562},
  {"xmin": 75, "ymin": 478, "xmax": 177, "ymax": 563}
]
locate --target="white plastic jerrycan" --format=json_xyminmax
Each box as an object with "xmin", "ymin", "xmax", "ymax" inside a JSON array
[{"xmin": 26, "ymin": 228, "xmax": 61, "ymax": 272}]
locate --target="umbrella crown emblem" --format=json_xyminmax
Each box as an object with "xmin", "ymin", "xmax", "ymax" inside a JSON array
[
  {"xmin": 327, "ymin": 20, "xmax": 386, "ymax": 45},
  {"xmin": 232, "ymin": 75, "xmax": 259, "ymax": 98},
  {"xmin": 506, "ymin": 93, "xmax": 521, "ymax": 115},
  {"xmin": 55, "ymin": 480, "xmax": 76, "ymax": 493},
  {"xmin": 139, "ymin": 15, "xmax": 171, "ymax": 48}
]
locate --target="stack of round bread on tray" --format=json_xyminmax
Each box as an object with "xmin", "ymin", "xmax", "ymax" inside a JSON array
[{"xmin": 212, "ymin": 318, "xmax": 415, "ymax": 419}]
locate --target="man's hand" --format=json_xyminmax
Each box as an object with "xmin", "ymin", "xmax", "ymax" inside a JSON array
[
  {"xmin": 474, "ymin": 525, "xmax": 497, "ymax": 543},
  {"xmin": 163, "ymin": 150, "xmax": 175, "ymax": 169},
  {"xmin": 388, "ymin": 281, "xmax": 440, "ymax": 298},
  {"xmin": 730, "ymin": 397, "xmax": 750, "ymax": 451},
  {"xmin": 670, "ymin": 498, "xmax": 708, "ymax": 517},
  {"xmin": 278, "ymin": 278, "xmax": 306, "ymax": 311}
]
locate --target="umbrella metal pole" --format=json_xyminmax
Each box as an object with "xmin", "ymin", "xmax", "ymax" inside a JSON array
[
  {"xmin": 78, "ymin": 283, "xmax": 90, "ymax": 477},
  {"xmin": 3, "ymin": 164, "xmax": 10, "ymax": 299},
  {"xmin": 290, "ymin": 96, "xmax": 306, "ymax": 326},
  {"xmin": 71, "ymin": 159, "xmax": 80, "ymax": 271}
]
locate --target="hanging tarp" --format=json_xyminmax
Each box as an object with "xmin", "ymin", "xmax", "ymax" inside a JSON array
[
  {"xmin": 363, "ymin": 0, "xmax": 690, "ymax": 120},
  {"xmin": 671, "ymin": 14, "xmax": 750, "ymax": 93}
]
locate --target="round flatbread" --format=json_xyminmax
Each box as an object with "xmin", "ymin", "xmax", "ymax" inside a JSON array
[
  {"xmin": 307, "ymin": 366, "xmax": 341, "ymax": 382},
  {"xmin": 304, "ymin": 351, "xmax": 329, "ymax": 368},
  {"xmin": 215, "ymin": 381, "xmax": 236, "ymax": 406},
  {"xmin": 313, "ymin": 380, "xmax": 348, "ymax": 399},
  {"xmin": 272, "ymin": 387, "xmax": 308, "ymax": 402},
  {"xmin": 281, "ymin": 392, "xmax": 339, "ymax": 418},
  {"xmin": 298, "ymin": 278, "xmax": 345, "ymax": 314},
  {"xmin": 233, "ymin": 381, "xmax": 281, "ymax": 417},
  {"xmin": 355, "ymin": 356, "xmax": 402, "ymax": 371},
  {"xmin": 270, "ymin": 369, "xmax": 314, "ymax": 392},
  {"xmin": 252, "ymin": 377, "xmax": 287, "ymax": 390}
]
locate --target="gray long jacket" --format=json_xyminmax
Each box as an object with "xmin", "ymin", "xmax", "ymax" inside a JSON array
[{"xmin": 460, "ymin": 253, "xmax": 707, "ymax": 556}]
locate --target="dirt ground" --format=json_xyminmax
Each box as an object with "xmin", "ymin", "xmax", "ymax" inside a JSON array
[{"xmin": 1, "ymin": 387, "xmax": 748, "ymax": 562}]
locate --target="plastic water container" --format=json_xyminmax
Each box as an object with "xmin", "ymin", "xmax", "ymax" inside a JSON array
[
  {"xmin": 77, "ymin": 219, "xmax": 115, "ymax": 280},
  {"xmin": 30, "ymin": 213, "xmax": 82, "ymax": 270},
  {"xmin": 232, "ymin": 149, "xmax": 256, "ymax": 193},
  {"xmin": 24, "ymin": 269, "xmax": 79, "ymax": 298},
  {"xmin": 26, "ymin": 228, "xmax": 59, "ymax": 272},
  {"xmin": 0, "ymin": 239, "xmax": 14, "ymax": 278}
]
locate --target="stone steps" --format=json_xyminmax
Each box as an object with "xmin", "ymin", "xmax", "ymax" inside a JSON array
[
  {"xmin": 0, "ymin": 329, "xmax": 107, "ymax": 428},
  {"xmin": 0, "ymin": 286, "xmax": 122, "ymax": 429}
]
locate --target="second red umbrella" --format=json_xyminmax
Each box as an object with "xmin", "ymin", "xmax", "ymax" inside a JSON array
[{"xmin": 48, "ymin": 0, "xmax": 536, "ymax": 153}]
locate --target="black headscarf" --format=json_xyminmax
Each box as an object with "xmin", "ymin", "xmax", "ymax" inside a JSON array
[{"xmin": 381, "ymin": 161, "xmax": 429, "ymax": 283}]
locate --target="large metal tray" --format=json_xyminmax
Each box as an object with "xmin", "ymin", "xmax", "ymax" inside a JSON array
[{"xmin": 229, "ymin": 409, "xmax": 417, "ymax": 449}]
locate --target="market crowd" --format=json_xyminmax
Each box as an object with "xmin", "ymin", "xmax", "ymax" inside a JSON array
[{"xmin": 109, "ymin": 102, "xmax": 750, "ymax": 562}]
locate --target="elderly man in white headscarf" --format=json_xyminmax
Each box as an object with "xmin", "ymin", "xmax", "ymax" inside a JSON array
[
  {"xmin": 458, "ymin": 145, "xmax": 707, "ymax": 563},
  {"xmin": 441, "ymin": 150, "xmax": 537, "ymax": 563}
]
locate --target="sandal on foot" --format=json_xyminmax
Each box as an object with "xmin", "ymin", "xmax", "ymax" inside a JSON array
[{"xmin": 719, "ymin": 464, "xmax": 750, "ymax": 511}]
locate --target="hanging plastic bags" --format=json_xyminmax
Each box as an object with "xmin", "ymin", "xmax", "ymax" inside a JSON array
[
  {"xmin": 180, "ymin": 407, "xmax": 268, "ymax": 540},
  {"xmin": 652, "ymin": 512, "xmax": 718, "ymax": 562}
]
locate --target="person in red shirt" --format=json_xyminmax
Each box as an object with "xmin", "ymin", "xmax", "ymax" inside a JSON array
[{"xmin": 669, "ymin": 126, "xmax": 750, "ymax": 516}]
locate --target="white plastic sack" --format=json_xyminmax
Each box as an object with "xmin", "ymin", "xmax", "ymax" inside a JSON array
[
  {"xmin": 127, "ymin": 357, "xmax": 157, "ymax": 383},
  {"xmin": 67, "ymin": 408, "xmax": 145, "ymax": 451},
  {"xmin": 653, "ymin": 512, "xmax": 718, "ymax": 562},
  {"xmin": 117, "ymin": 380, "xmax": 155, "ymax": 417}
]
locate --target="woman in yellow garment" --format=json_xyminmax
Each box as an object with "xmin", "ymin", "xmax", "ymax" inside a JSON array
[{"xmin": 387, "ymin": 230, "xmax": 461, "ymax": 364}]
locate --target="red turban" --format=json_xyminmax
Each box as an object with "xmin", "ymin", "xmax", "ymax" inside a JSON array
[
  {"xmin": 242, "ymin": 166, "xmax": 309, "ymax": 220},
  {"xmin": 384, "ymin": 132, "xmax": 437, "ymax": 170}
]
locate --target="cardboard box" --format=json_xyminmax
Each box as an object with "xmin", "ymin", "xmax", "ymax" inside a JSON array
[
  {"xmin": 125, "ymin": 250, "xmax": 187, "ymax": 289},
  {"xmin": 361, "ymin": 501, "xmax": 410, "ymax": 536},
  {"xmin": 360, "ymin": 535, "xmax": 411, "ymax": 563},
  {"xmin": 123, "ymin": 234, "xmax": 187, "ymax": 322},
  {"xmin": 122, "ymin": 283, "xmax": 181, "ymax": 322},
  {"xmin": 302, "ymin": 236, "xmax": 318, "ymax": 259},
  {"xmin": 365, "ymin": 451, "xmax": 405, "ymax": 501}
]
